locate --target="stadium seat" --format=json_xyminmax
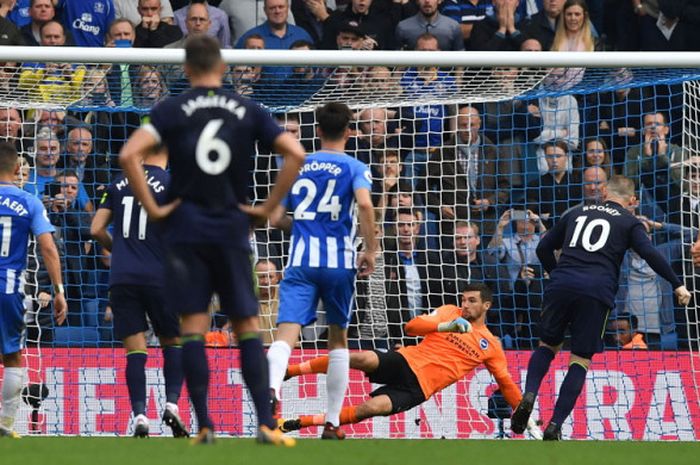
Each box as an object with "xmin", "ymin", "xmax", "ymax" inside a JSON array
[{"xmin": 53, "ymin": 327, "xmax": 100, "ymax": 347}]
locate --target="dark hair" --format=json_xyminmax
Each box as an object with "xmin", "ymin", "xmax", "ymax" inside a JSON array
[
  {"xmin": 583, "ymin": 137, "xmax": 612, "ymax": 176},
  {"xmin": 460, "ymin": 282, "xmax": 493, "ymax": 304},
  {"xmin": 290, "ymin": 40, "xmax": 313, "ymax": 50},
  {"xmin": 378, "ymin": 149, "xmax": 400, "ymax": 163},
  {"xmin": 611, "ymin": 312, "xmax": 638, "ymax": 331},
  {"xmin": 275, "ymin": 112, "xmax": 299, "ymax": 123},
  {"xmin": 396, "ymin": 207, "xmax": 419, "ymax": 220},
  {"xmin": 244, "ymin": 33, "xmax": 265, "ymax": 47},
  {"xmin": 0, "ymin": 142, "xmax": 18, "ymax": 174},
  {"xmin": 542, "ymin": 139, "xmax": 569, "ymax": 154},
  {"xmin": 644, "ymin": 111, "xmax": 668, "ymax": 126},
  {"xmin": 185, "ymin": 35, "xmax": 222, "ymax": 76},
  {"xmin": 584, "ymin": 136, "xmax": 607, "ymax": 152},
  {"xmin": 55, "ymin": 169, "xmax": 79, "ymax": 181},
  {"xmin": 316, "ymin": 102, "xmax": 353, "ymax": 141},
  {"xmin": 563, "ymin": 0, "xmax": 589, "ymax": 14}
]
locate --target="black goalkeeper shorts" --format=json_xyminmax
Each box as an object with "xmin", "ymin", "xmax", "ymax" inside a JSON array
[{"xmin": 368, "ymin": 350, "xmax": 426, "ymax": 415}]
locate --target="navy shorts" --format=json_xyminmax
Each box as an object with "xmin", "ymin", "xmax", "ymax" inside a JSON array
[
  {"xmin": 368, "ymin": 351, "xmax": 426, "ymax": 414},
  {"xmin": 277, "ymin": 266, "xmax": 356, "ymax": 328},
  {"xmin": 0, "ymin": 293, "xmax": 25, "ymax": 355},
  {"xmin": 110, "ymin": 285, "xmax": 179, "ymax": 340},
  {"xmin": 165, "ymin": 243, "xmax": 258, "ymax": 320},
  {"xmin": 539, "ymin": 289, "xmax": 611, "ymax": 356}
]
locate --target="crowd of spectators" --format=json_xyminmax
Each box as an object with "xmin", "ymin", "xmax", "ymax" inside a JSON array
[
  {"xmin": 0, "ymin": 1, "xmax": 698, "ymax": 50},
  {"xmin": 0, "ymin": 0, "xmax": 699, "ymax": 351}
]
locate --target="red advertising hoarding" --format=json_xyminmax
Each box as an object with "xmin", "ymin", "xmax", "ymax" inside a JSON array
[{"xmin": 3, "ymin": 349, "xmax": 699, "ymax": 439}]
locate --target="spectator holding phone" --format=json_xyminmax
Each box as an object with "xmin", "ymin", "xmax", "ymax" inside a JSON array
[
  {"xmin": 487, "ymin": 208, "xmax": 547, "ymax": 349},
  {"xmin": 46, "ymin": 170, "xmax": 98, "ymax": 326},
  {"xmin": 23, "ymin": 126, "xmax": 61, "ymax": 198}
]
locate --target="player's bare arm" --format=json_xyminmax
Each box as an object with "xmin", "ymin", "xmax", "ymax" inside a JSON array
[
  {"xmin": 355, "ymin": 187, "xmax": 377, "ymax": 277},
  {"xmin": 692, "ymin": 232, "xmax": 700, "ymax": 266},
  {"xmin": 90, "ymin": 208, "xmax": 113, "ymax": 253},
  {"xmin": 119, "ymin": 128, "xmax": 180, "ymax": 221},
  {"xmin": 37, "ymin": 232, "xmax": 67, "ymax": 326},
  {"xmin": 269, "ymin": 204, "xmax": 293, "ymax": 232}
]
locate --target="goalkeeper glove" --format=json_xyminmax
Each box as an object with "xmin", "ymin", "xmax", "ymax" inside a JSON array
[
  {"xmin": 526, "ymin": 418, "xmax": 543, "ymax": 440},
  {"xmin": 437, "ymin": 317, "xmax": 472, "ymax": 333}
]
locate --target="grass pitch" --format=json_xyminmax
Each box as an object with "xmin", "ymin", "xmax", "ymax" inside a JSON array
[{"xmin": 1, "ymin": 437, "xmax": 698, "ymax": 465}]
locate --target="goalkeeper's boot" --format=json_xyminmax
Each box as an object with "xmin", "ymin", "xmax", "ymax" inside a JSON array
[
  {"xmin": 162, "ymin": 402, "xmax": 190, "ymax": 438},
  {"xmin": 0, "ymin": 425, "xmax": 20, "ymax": 439},
  {"xmin": 133, "ymin": 414, "xmax": 149, "ymax": 438},
  {"xmin": 257, "ymin": 425, "xmax": 296, "ymax": 447},
  {"xmin": 543, "ymin": 422, "xmax": 562, "ymax": 441},
  {"xmin": 190, "ymin": 427, "xmax": 215, "ymax": 445},
  {"xmin": 511, "ymin": 391, "xmax": 536, "ymax": 435},
  {"xmin": 270, "ymin": 389, "xmax": 281, "ymax": 420},
  {"xmin": 321, "ymin": 422, "xmax": 345, "ymax": 440},
  {"xmin": 278, "ymin": 418, "xmax": 302, "ymax": 433}
]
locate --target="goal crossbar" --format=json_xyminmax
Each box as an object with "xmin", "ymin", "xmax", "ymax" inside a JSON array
[{"xmin": 1, "ymin": 47, "xmax": 700, "ymax": 67}]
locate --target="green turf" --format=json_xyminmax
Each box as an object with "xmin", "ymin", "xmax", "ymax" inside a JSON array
[{"xmin": 1, "ymin": 437, "xmax": 699, "ymax": 465}]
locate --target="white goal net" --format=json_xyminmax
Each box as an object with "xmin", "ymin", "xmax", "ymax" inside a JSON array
[{"xmin": 0, "ymin": 47, "xmax": 698, "ymax": 439}]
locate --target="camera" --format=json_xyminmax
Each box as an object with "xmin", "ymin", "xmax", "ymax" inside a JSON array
[
  {"xmin": 510, "ymin": 209, "xmax": 528, "ymax": 221},
  {"xmin": 44, "ymin": 183, "xmax": 62, "ymax": 198}
]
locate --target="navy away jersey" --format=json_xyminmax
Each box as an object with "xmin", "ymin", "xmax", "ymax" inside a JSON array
[
  {"xmin": 285, "ymin": 151, "xmax": 372, "ymax": 269},
  {"xmin": 99, "ymin": 165, "xmax": 169, "ymax": 287},
  {"xmin": 537, "ymin": 201, "xmax": 682, "ymax": 307},
  {"xmin": 142, "ymin": 87, "xmax": 283, "ymax": 248}
]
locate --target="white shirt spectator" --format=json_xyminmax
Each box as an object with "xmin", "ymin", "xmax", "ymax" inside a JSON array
[{"xmin": 534, "ymin": 94, "xmax": 579, "ymax": 174}]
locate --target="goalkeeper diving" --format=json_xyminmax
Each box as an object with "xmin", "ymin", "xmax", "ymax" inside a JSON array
[{"xmin": 279, "ymin": 282, "xmax": 542, "ymax": 439}]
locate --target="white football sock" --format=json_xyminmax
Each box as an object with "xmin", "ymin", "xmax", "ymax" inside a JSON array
[
  {"xmin": 267, "ymin": 340, "xmax": 292, "ymax": 399},
  {"xmin": 325, "ymin": 349, "xmax": 349, "ymax": 427},
  {"xmin": 0, "ymin": 367, "xmax": 25, "ymax": 429}
]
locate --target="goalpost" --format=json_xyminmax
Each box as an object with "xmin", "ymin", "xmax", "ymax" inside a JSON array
[{"xmin": 0, "ymin": 47, "xmax": 699, "ymax": 439}]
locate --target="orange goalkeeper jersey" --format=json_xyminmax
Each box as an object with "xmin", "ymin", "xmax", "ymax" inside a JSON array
[{"xmin": 397, "ymin": 305, "xmax": 522, "ymax": 409}]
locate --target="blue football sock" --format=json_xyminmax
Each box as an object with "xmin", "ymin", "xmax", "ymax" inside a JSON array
[
  {"xmin": 126, "ymin": 351, "xmax": 147, "ymax": 416},
  {"xmin": 551, "ymin": 362, "xmax": 588, "ymax": 426},
  {"xmin": 524, "ymin": 346, "xmax": 556, "ymax": 395},
  {"xmin": 162, "ymin": 345, "xmax": 183, "ymax": 405},
  {"xmin": 239, "ymin": 333, "xmax": 275, "ymax": 429},
  {"xmin": 182, "ymin": 336, "xmax": 213, "ymax": 430}
]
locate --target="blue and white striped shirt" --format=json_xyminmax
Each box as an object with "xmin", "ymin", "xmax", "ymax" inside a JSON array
[
  {"xmin": 285, "ymin": 151, "xmax": 371, "ymax": 270},
  {"xmin": 0, "ymin": 184, "xmax": 55, "ymax": 294}
]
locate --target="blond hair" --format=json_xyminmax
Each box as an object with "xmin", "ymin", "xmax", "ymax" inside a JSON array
[
  {"xmin": 551, "ymin": 0, "xmax": 594, "ymax": 52},
  {"xmin": 607, "ymin": 175, "xmax": 635, "ymax": 198}
]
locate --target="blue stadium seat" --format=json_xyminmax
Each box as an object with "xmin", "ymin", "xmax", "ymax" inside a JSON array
[{"xmin": 53, "ymin": 327, "xmax": 100, "ymax": 347}]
